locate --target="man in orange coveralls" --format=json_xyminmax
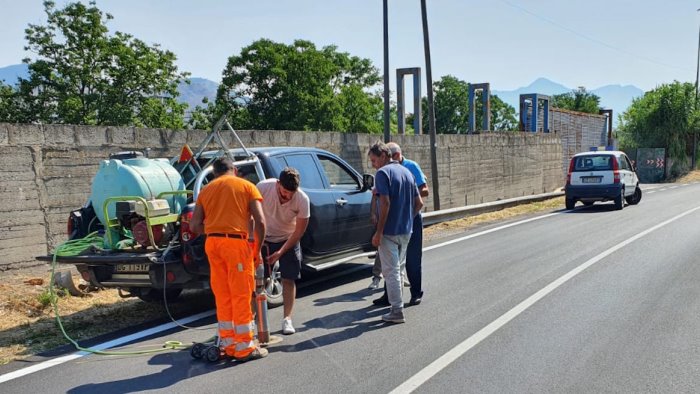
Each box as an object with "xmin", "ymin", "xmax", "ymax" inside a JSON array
[{"xmin": 190, "ymin": 157, "xmax": 268, "ymax": 362}]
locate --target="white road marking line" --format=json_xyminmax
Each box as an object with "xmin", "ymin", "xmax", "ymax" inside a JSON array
[
  {"xmin": 423, "ymin": 213, "xmax": 562, "ymax": 252},
  {"xmin": 659, "ymin": 188, "xmax": 667, "ymax": 192},
  {"xmin": 647, "ymin": 191, "xmax": 656, "ymax": 194},
  {"xmin": 0, "ymin": 211, "xmax": 564, "ymax": 383},
  {"xmin": 669, "ymin": 186, "xmax": 678, "ymax": 189},
  {"xmin": 390, "ymin": 205, "xmax": 700, "ymax": 394},
  {"xmin": 0, "ymin": 310, "xmax": 215, "ymax": 384}
]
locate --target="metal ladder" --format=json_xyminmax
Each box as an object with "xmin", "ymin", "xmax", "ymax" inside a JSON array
[{"xmin": 173, "ymin": 115, "xmax": 262, "ymax": 191}]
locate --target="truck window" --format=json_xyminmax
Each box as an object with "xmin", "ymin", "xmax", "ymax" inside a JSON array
[
  {"xmin": 318, "ymin": 156, "xmax": 359, "ymax": 190},
  {"xmin": 236, "ymin": 163, "xmax": 260, "ymax": 184},
  {"xmin": 284, "ymin": 154, "xmax": 325, "ymax": 190}
]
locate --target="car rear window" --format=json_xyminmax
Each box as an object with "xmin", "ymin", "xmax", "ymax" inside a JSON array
[{"xmin": 572, "ymin": 155, "xmax": 614, "ymax": 171}]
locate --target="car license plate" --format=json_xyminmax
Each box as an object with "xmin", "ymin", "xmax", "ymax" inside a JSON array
[
  {"xmin": 581, "ymin": 177, "xmax": 601, "ymax": 184},
  {"xmin": 115, "ymin": 264, "xmax": 150, "ymax": 273}
]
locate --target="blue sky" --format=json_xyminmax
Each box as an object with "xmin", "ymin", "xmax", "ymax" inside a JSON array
[{"xmin": 1, "ymin": 0, "xmax": 699, "ymax": 92}]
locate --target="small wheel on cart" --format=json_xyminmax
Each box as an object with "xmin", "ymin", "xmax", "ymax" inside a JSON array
[
  {"xmin": 205, "ymin": 345, "xmax": 221, "ymax": 362},
  {"xmin": 190, "ymin": 343, "xmax": 205, "ymax": 359}
]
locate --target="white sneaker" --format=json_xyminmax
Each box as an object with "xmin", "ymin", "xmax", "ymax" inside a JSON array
[
  {"xmin": 282, "ymin": 318, "xmax": 295, "ymax": 335},
  {"xmin": 368, "ymin": 277, "xmax": 381, "ymax": 290}
]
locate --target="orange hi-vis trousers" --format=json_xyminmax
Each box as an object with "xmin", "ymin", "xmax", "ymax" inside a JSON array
[{"xmin": 205, "ymin": 236, "xmax": 256, "ymax": 358}]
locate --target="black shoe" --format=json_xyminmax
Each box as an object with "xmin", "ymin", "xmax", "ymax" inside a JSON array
[
  {"xmin": 372, "ymin": 295, "xmax": 389, "ymax": 306},
  {"xmin": 409, "ymin": 292, "xmax": 423, "ymax": 306}
]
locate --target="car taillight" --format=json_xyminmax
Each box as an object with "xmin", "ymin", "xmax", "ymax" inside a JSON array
[
  {"xmin": 566, "ymin": 159, "xmax": 575, "ymax": 185},
  {"xmin": 612, "ymin": 157, "xmax": 620, "ymax": 184}
]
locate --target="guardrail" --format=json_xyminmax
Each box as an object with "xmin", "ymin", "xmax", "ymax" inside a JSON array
[{"xmin": 422, "ymin": 190, "xmax": 565, "ymax": 226}]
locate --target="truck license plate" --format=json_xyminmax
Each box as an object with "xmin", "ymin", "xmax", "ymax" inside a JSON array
[
  {"xmin": 115, "ymin": 264, "xmax": 150, "ymax": 273},
  {"xmin": 582, "ymin": 177, "xmax": 601, "ymax": 184}
]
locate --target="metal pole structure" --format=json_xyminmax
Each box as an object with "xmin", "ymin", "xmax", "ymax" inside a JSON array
[
  {"xmin": 421, "ymin": 0, "xmax": 440, "ymax": 210},
  {"xmin": 694, "ymin": 8, "xmax": 700, "ymax": 168},
  {"xmin": 383, "ymin": 0, "xmax": 391, "ymax": 143}
]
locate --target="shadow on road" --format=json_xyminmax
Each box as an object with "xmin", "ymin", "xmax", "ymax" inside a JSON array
[
  {"xmin": 272, "ymin": 302, "xmax": 389, "ymax": 353},
  {"xmin": 66, "ymin": 351, "xmax": 232, "ymax": 394}
]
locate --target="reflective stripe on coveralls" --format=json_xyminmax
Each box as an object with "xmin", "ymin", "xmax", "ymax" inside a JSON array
[{"xmin": 205, "ymin": 236, "xmax": 256, "ymax": 358}]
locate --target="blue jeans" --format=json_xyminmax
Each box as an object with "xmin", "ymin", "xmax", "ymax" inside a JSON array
[{"xmin": 406, "ymin": 213, "xmax": 423, "ymax": 299}]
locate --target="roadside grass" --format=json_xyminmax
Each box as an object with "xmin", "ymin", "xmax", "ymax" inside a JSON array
[
  {"xmin": 3, "ymin": 170, "xmax": 699, "ymax": 366},
  {"xmin": 424, "ymin": 197, "xmax": 565, "ymax": 240},
  {"xmin": 675, "ymin": 169, "xmax": 700, "ymax": 183},
  {"xmin": 0, "ymin": 276, "xmax": 213, "ymax": 365}
]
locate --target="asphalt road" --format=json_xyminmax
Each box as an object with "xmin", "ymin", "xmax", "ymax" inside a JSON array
[{"xmin": 2, "ymin": 182, "xmax": 699, "ymax": 393}]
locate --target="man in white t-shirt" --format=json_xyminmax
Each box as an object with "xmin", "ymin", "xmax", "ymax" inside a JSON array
[{"xmin": 256, "ymin": 167, "xmax": 310, "ymax": 335}]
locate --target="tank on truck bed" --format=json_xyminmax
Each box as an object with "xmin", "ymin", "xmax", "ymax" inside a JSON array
[{"xmin": 39, "ymin": 116, "xmax": 376, "ymax": 306}]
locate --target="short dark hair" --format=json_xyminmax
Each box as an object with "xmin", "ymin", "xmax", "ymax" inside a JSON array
[
  {"xmin": 212, "ymin": 157, "xmax": 235, "ymax": 177},
  {"xmin": 368, "ymin": 141, "xmax": 390, "ymax": 158},
  {"xmin": 279, "ymin": 167, "xmax": 300, "ymax": 191}
]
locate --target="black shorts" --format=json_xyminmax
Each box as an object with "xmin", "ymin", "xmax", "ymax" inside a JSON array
[{"xmin": 263, "ymin": 241, "xmax": 302, "ymax": 280}]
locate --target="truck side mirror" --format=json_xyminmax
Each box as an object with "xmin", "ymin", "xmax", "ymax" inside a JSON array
[{"xmin": 362, "ymin": 173, "xmax": 374, "ymax": 191}]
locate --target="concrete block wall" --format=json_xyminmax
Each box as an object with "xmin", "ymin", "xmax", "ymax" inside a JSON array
[
  {"xmin": 550, "ymin": 108, "xmax": 607, "ymax": 177},
  {"xmin": 0, "ymin": 123, "xmax": 562, "ymax": 271}
]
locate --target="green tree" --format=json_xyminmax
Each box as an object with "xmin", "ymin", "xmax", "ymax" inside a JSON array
[
  {"xmin": 16, "ymin": 1, "xmax": 188, "ymax": 127},
  {"xmin": 618, "ymin": 81, "xmax": 699, "ymax": 175},
  {"xmin": 421, "ymin": 75, "xmax": 518, "ymax": 133},
  {"xmin": 336, "ymin": 84, "xmax": 383, "ymax": 134},
  {"xmin": 214, "ymin": 38, "xmax": 382, "ymax": 132},
  {"xmin": 421, "ymin": 75, "xmax": 469, "ymax": 134},
  {"xmin": 0, "ymin": 82, "xmax": 24, "ymax": 123},
  {"xmin": 551, "ymin": 87, "xmax": 601, "ymax": 114}
]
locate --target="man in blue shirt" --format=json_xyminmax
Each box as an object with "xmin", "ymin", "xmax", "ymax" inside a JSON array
[
  {"xmin": 368, "ymin": 142, "xmax": 423, "ymax": 323},
  {"xmin": 387, "ymin": 142, "xmax": 428, "ymax": 306},
  {"xmin": 371, "ymin": 142, "xmax": 429, "ymax": 307}
]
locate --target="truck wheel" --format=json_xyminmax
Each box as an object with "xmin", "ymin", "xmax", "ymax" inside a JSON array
[
  {"xmin": 565, "ymin": 198, "xmax": 576, "ymax": 210},
  {"xmin": 265, "ymin": 262, "xmax": 284, "ymax": 308},
  {"xmin": 136, "ymin": 288, "xmax": 183, "ymax": 304}
]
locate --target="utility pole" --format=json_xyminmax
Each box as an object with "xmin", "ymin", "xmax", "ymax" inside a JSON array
[
  {"xmin": 694, "ymin": 8, "xmax": 700, "ymax": 168},
  {"xmin": 382, "ymin": 0, "xmax": 391, "ymax": 143},
  {"xmin": 421, "ymin": 0, "xmax": 440, "ymax": 210}
]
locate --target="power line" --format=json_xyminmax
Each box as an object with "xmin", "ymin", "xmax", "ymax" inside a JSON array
[{"xmin": 498, "ymin": 0, "xmax": 692, "ymax": 73}]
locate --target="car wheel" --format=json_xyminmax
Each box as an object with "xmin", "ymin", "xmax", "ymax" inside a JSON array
[
  {"xmin": 265, "ymin": 262, "xmax": 284, "ymax": 308},
  {"xmin": 625, "ymin": 186, "xmax": 642, "ymax": 205},
  {"xmin": 614, "ymin": 188, "xmax": 624, "ymax": 210},
  {"xmin": 583, "ymin": 201, "xmax": 594, "ymax": 207},
  {"xmin": 565, "ymin": 198, "xmax": 576, "ymax": 210}
]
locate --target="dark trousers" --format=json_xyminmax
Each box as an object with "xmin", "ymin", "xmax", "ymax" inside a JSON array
[{"xmin": 406, "ymin": 213, "xmax": 423, "ymax": 298}]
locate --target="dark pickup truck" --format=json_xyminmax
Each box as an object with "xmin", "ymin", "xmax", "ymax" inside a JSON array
[{"xmin": 45, "ymin": 146, "xmax": 376, "ymax": 306}]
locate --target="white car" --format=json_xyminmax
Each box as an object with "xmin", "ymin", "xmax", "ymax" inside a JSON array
[{"xmin": 565, "ymin": 150, "xmax": 642, "ymax": 210}]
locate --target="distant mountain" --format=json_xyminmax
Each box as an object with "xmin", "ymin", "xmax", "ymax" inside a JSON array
[
  {"xmin": 0, "ymin": 63, "xmax": 218, "ymax": 110},
  {"xmin": 590, "ymin": 84, "xmax": 644, "ymax": 120},
  {"xmin": 177, "ymin": 77, "xmax": 218, "ymax": 110},
  {"xmin": 493, "ymin": 77, "xmax": 644, "ymax": 127},
  {"xmin": 0, "ymin": 64, "xmax": 29, "ymax": 85},
  {"xmin": 2, "ymin": 64, "xmax": 643, "ymax": 126}
]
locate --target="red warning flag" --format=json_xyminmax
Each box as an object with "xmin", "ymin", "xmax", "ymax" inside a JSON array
[{"xmin": 178, "ymin": 144, "xmax": 194, "ymax": 163}]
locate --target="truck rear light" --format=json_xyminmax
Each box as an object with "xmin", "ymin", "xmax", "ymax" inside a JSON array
[
  {"xmin": 166, "ymin": 271, "xmax": 176, "ymax": 283},
  {"xmin": 67, "ymin": 215, "xmax": 74, "ymax": 236},
  {"xmin": 180, "ymin": 210, "xmax": 194, "ymax": 243}
]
